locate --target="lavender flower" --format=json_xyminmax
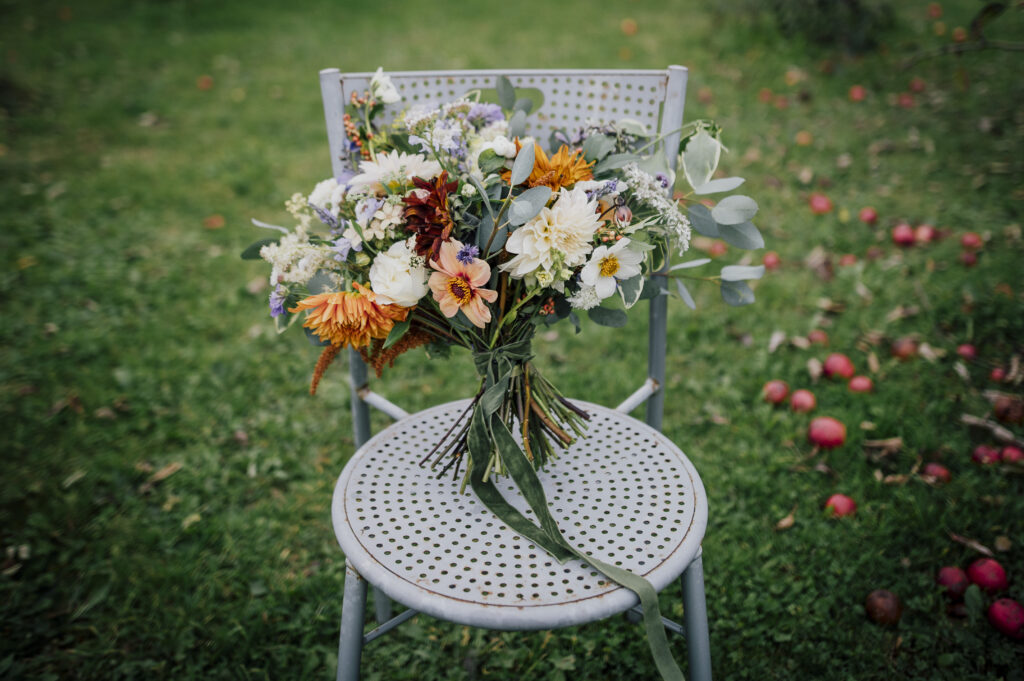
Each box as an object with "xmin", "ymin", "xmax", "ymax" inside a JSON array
[
  {"xmin": 329, "ymin": 236, "xmax": 359, "ymax": 262},
  {"xmin": 585, "ymin": 179, "xmax": 621, "ymax": 202},
  {"xmin": 269, "ymin": 285, "xmax": 288, "ymax": 318},
  {"xmin": 456, "ymin": 243, "xmax": 480, "ymax": 264},
  {"xmin": 309, "ymin": 201, "xmax": 339, "ymax": 229},
  {"xmin": 466, "ymin": 102, "xmax": 504, "ymax": 128},
  {"xmin": 355, "ymin": 197, "xmax": 384, "ymax": 226}
]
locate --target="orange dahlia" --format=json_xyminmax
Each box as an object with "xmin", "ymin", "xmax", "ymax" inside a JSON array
[
  {"xmin": 289, "ymin": 282, "xmax": 409, "ymax": 349},
  {"xmin": 503, "ymin": 141, "xmax": 594, "ymax": 191}
]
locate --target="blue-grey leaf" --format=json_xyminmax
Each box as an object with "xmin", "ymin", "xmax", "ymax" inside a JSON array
[
  {"xmin": 587, "ymin": 307, "xmax": 628, "ymax": 328},
  {"xmin": 510, "ymin": 142, "xmax": 535, "ymax": 186},
  {"xmin": 720, "ymin": 264, "xmax": 766, "ymax": 281},
  {"xmin": 675, "ymin": 278, "xmax": 696, "ymax": 310},
  {"xmin": 669, "ymin": 257, "xmax": 711, "ymax": 271},
  {"xmin": 582, "ymin": 134, "xmax": 616, "ymax": 162},
  {"xmin": 241, "ymin": 238, "xmax": 278, "ymax": 260},
  {"xmin": 718, "ymin": 221, "xmax": 764, "ymax": 250},
  {"xmin": 508, "ymin": 110, "xmax": 527, "ymax": 139},
  {"xmin": 694, "ymin": 177, "xmax": 745, "ymax": 195},
  {"xmin": 508, "ymin": 186, "xmax": 551, "ymax": 226},
  {"xmin": 711, "ymin": 195, "xmax": 758, "ymax": 225},
  {"xmin": 688, "ymin": 204, "xmax": 719, "ymax": 238},
  {"xmin": 496, "ymin": 76, "xmax": 515, "ymax": 110},
  {"xmin": 593, "ymin": 153, "xmax": 640, "ymax": 174},
  {"xmin": 720, "ymin": 280, "xmax": 756, "ymax": 306}
]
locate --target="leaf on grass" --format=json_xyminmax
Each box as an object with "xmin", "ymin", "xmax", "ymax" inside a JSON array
[
  {"xmin": 860, "ymin": 421, "xmax": 877, "ymax": 430},
  {"xmin": 813, "ymin": 462, "xmax": 836, "ymax": 477},
  {"xmin": 994, "ymin": 536, "xmax": 1012, "ymax": 552},
  {"xmin": 768, "ymin": 330, "xmax": 786, "ymax": 353},
  {"xmin": 918, "ymin": 343, "xmax": 945, "ymax": 362},
  {"xmin": 863, "ymin": 437, "xmax": 903, "ymax": 458},
  {"xmin": 867, "ymin": 352, "xmax": 880, "ymax": 374},
  {"xmin": 789, "ymin": 336, "xmax": 810, "ymax": 350},
  {"xmin": 885, "ymin": 305, "xmax": 919, "ymax": 323},
  {"xmin": 949, "ymin": 532, "xmax": 994, "ymax": 557},
  {"xmin": 954, "ymin": 361, "xmax": 970, "ymax": 382},
  {"xmin": 182, "ymin": 513, "xmax": 202, "ymax": 530},
  {"xmin": 807, "ymin": 358, "xmax": 823, "ymax": 382},
  {"xmin": 775, "ymin": 506, "xmax": 796, "ymax": 531}
]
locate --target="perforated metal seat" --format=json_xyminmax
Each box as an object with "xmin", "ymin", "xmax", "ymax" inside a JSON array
[{"xmin": 318, "ymin": 66, "xmax": 712, "ymax": 681}]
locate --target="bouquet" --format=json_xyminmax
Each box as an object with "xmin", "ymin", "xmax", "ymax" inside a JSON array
[{"xmin": 245, "ymin": 68, "xmax": 764, "ymax": 680}]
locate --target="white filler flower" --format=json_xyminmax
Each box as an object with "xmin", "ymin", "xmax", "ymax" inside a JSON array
[
  {"xmin": 369, "ymin": 238, "xmax": 429, "ymax": 307},
  {"xmin": 500, "ymin": 187, "xmax": 601, "ymax": 279},
  {"xmin": 370, "ymin": 67, "xmax": 402, "ymax": 105},
  {"xmin": 580, "ymin": 237, "xmax": 644, "ymax": 300}
]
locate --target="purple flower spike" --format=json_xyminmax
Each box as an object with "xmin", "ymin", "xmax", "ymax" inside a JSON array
[
  {"xmin": 269, "ymin": 285, "xmax": 287, "ymax": 318},
  {"xmin": 456, "ymin": 243, "xmax": 480, "ymax": 264}
]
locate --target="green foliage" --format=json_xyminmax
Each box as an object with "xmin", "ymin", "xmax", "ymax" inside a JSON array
[
  {"xmin": 1, "ymin": 1, "xmax": 1022, "ymax": 680},
  {"xmin": 763, "ymin": 0, "xmax": 895, "ymax": 53}
]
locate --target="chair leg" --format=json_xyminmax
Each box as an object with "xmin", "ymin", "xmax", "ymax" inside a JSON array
[
  {"xmin": 337, "ymin": 561, "xmax": 368, "ymax": 681},
  {"xmin": 373, "ymin": 586, "xmax": 392, "ymax": 623},
  {"xmin": 681, "ymin": 549, "xmax": 712, "ymax": 681}
]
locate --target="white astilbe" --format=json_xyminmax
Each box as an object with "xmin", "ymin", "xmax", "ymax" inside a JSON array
[
  {"xmin": 260, "ymin": 225, "xmax": 336, "ymax": 289},
  {"xmin": 567, "ymin": 285, "xmax": 601, "ymax": 310},
  {"xmin": 623, "ymin": 163, "xmax": 691, "ymax": 254}
]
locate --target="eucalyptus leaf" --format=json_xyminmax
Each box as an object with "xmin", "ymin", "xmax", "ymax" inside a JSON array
[
  {"xmin": 508, "ymin": 186, "xmax": 551, "ymax": 226},
  {"xmin": 582, "ymin": 134, "xmax": 615, "ymax": 162},
  {"xmin": 273, "ymin": 309, "xmax": 300, "ymax": 334},
  {"xmin": 477, "ymin": 149, "xmax": 505, "ymax": 177},
  {"xmin": 303, "ymin": 326, "xmax": 330, "ymax": 347},
  {"xmin": 617, "ymin": 118, "xmax": 649, "ymax": 137},
  {"xmin": 669, "ymin": 258, "xmax": 711, "ymax": 271},
  {"xmin": 681, "ymin": 128, "xmax": 721, "ymax": 190},
  {"xmin": 688, "ymin": 204, "xmax": 719, "ymax": 238},
  {"xmin": 694, "ymin": 177, "xmax": 745, "ymax": 195},
  {"xmin": 587, "ymin": 306, "xmax": 628, "ymax": 328},
  {"xmin": 513, "ymin": 97, "xmax": 534, "ymax": 114},
  {"xmin": 510, "ymin": 144, "xmax": 536, "ymax": 186},
  {"xmin": 593, "ymin": 153, "xmax": 641, "ymax": 175},
  {"xmin": 675, "ymin": 278, "xmax": 696, "ymax": 310},
  {"xmin": 241, "ymin": 238, "xmax": 278, "ymax": 260},
  {"xmin": 711, "ymin": 195, "xmax": 758, "ymax": 225},
  {"xmin": 382, "ymin": 317, "xmax": 411, "ymax": 350},
  {"xmin": 508, "ymin": 110, "xmax": 527, "ymax": 138},
  {"xmin": 306, "ymin": 269, "xmax": 335, "ymax": 294},
  {"xmin": 638, "ymin": 278, "xmax": 661, "ymax": 300},
  {"xmin": 718, "ymin": 221, "xmax": 765, "ymax": 250},
  {"xmin": 618, "ymin": 274, "xmax": 645, "ymax": 310},
  {"xmin": 496, "ymin": 76, "xmax": 515, "ymax": 110},
  {"xmin": 568, "ymin": 311, "xmax": 581, "ymax": 334},
  {"xmin": 720, "ymin": 280, "xmax": 756, "ymax": 306},
  {"xmin": 467, "ymin": 175, "xmax": 495, "ymax": 223},
  {"xmin": 720, "ymin": 264, "xmax": 766, "ymax": 281}
]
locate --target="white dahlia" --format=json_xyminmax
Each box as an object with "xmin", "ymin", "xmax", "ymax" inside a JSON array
[
  {"xmin": 500, "ymin": 187, "xmax": 601, "ymax": 280},
  {"xmin": 348, "ymin": 151, "xmax": 442, "ymax": 193}
]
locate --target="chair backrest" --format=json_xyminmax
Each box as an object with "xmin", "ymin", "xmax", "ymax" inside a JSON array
[{"xmin": 318, "ymin": 67, "xmax": 688, "ymax": 433}]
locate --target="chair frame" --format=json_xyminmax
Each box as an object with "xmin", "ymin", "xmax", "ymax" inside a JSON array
[{"xmin": 318, "ymin": 66, "xmax": 711, "ymax": 681}]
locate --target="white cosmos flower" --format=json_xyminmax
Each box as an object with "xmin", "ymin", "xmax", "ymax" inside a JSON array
[
  {"xmin": 348, "ymin": 150, "xmax": 442, "ymax": 192},
  {"xmin": 500, "ymin": 187, "xmax": 601, "ymax": 280},
  {"xmin": 369, "ymin": 238, "xmax": 429, "ymax": 307},
  {"xmin": 370, "ymin": 67, "xmax": 402, "ymax": 105},
  {"xmin": 580, "ymin": 237, "xmax": 644, "ymax": 300}
]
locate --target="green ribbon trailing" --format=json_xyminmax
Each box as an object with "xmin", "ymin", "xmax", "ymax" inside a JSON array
[{"xmin": 467, "ymin": 408, "xmax": 686, "ymax": 681}]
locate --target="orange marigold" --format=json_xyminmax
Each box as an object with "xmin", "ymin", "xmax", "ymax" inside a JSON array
[
  {"xmin": 503, "ymin": 141, "xmax": 594, "ymax": 192},
  {"xmin": 289, "ymin": 282, "xmax": 409, "ymax": 349}
]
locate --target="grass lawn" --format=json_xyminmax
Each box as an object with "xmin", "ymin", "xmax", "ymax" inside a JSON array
[{"xmin": 2, "ymin": 0, "xmax": 1022, "ymax": 679}]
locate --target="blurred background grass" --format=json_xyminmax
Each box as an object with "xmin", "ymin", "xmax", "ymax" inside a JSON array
[{"xmin": 1, "ymin": 0, "xmax": 1023, "ymax": 679}]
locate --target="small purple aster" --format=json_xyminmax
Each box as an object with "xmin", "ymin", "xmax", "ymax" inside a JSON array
[
  {"xmin": 269, "ymin": 285, "xmax": 287, "ymax": 318},
  {"xmin": 329, "ymin": 236, "xmax": 358, "ymax": 262},
  {"xmin": 355, "ymin": 197, "xmax": 383, "ymax": 226},
  {"xmin": 466, "ymin": 103, "xmax": 504, "ymax": 127},
  {"xmin": 456, "ymin": 243, "xmax": 480, "ymax": 265}
]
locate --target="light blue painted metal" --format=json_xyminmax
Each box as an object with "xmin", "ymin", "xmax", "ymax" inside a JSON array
[
  {"xmin": 682, "ymin": 550, "xmax": 712, "ymax": 681},
  {"xmin": 337, "ymin": 562, "xmax": 367, "ymax": 681},
  {"xmin": 614, "ymin": 377, "xmax": 659, "ymax": 414},
  {"xmin": 362, "ymin": 608, "xmax": 419, "ymax": 645}
]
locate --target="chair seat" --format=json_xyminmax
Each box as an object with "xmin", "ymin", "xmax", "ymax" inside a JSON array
[{"xmin": 332, "ymin": 399, "xmax": 707, "ymax": 631}]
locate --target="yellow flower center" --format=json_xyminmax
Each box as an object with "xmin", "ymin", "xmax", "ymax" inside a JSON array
[
  {"xmin": 447, "ymin": 277, "xmax": 473, "ymax": 305},
  {"xmin": 598, "ymin": 255, "xmax": 620, "ymax": 278}
]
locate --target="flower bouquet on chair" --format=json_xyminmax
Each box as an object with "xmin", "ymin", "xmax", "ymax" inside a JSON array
[{"xmin": 245, "ymin": 69, "xmax": 763, "ymax": 680}]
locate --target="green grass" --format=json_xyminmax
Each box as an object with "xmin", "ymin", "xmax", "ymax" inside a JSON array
[{"xmin": 2, "ymin": 0, "xmax": 1023, "ymax": 679}]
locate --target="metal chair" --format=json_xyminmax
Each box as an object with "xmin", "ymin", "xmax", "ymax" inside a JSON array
[{"xmin": 319, "ymin": 67, "xmax": 711, "ymax": 681}]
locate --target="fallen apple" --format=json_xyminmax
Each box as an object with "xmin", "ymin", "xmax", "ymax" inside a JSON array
[
  {"xmin": 936, "ymin": 566, "xmax": 969, "ymax": 599},
  {"xmin": 988, "ymin": 599, "xmax": 1024, "ymax": 640},
  {"xmin": 865, "ymin": 589, "xmax": 903, "ymax": 626},
  {"xmin": 960, "ymin": 232, "xmax": 983, "ymax": 249},
  {"xmin": 891, "ymin": 337, "xmax": 918, "ymax": 361},
  {"xmin": 967, "ymin": 558, "xmax": 1008, "ymax": 592},
  {"xmin": 1001, "ymin": 445, "xmax": 1023, "ymax": 463},
  {"xmin": 762, "ymin": 251, "xmax": 781, "ymax": 270},
  {"xmin": 824, "ymin": 493, "xmax": 856, "ymax": 517},
  {"xmin": 809, "ymin": 193, "xmax": 833, "ymax": 215},
  {"xmin": 790, "ymin": 389, "xmax": 816, "ymax": 413},
  {"xmin": 972, "ymin": 444, "xmax": 1000, "ymax": 465},
  {"xmin": 838, "ymin": 254, "xmax": 858, "ymax": 267},
  {"xmin": 959, "ymin": 251, "xmax": 978, "ymax": 267},
  {"xmin": 892, "ymin": 222, "xmax": 915, "ymax": 246},
  {"xmin": 956, "ymin": 343, "xmax": 977, "ymax": 361},
  {"xmin": 807, "ymin": 329, "xmax": 829, "ymax": 345},
  {"xmin": 858, "ymin": 206, "xmax": 878, "ymax": 225},
  {"xmin": 823, "ymin": 353, "xmax": 855, "ymax": 379},
  {"xmin": 810, "ymin": 417, "xmax": 847, "ymax": 449},
  {"xmin": 990, "ymin": 367, "xmax": 1006, "ymax": 382},
  {"xmin": 993, "ymin": 395, "xmax": 1024, "ymax": 425},
  {"xmin": 848, "ymin": 376, "xmax": 874, "ymax": 393},
  {"xmin": 914, "ymin": 223, "xmax": 936, "ymax": 244},
  {"xmin": 848, "ymin": 85, "xmax": 867, "ymax": 102},
  {"xmin": 762, "ymin": 380, "xmax": 789, "ymax": 405},
  {"xmin": 922, "ymin": 462, "xmax": 951, "ymax": 484},
  {"xmin": 909, "ymin": 77, "xmax": 926, "ymax": 93}
]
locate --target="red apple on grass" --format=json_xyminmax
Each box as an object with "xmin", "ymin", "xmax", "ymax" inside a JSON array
[
  {"xmin": 922, "ymin": 462, "xmax": 951, "ymax": 484},
  {"xmin": 1001, "ymin": 445, "xmax": 1023, "ymax": 463},
  {"xmin": 762, "ymin": 251, "xmax": 781, "ymax": 270},
  {"xmin": 956, "ymin": 343, "xmax": 977, "ymax": 361},
  {"xmin": 848, "ymin": 85, "xmax": 867, "ymax": 102},
  {"xmin": 824, "ymin": 493, "xmax": 856, "ymax": 517},
  {"xmin": 865, "ymin": 589, "xmax": 903, "ymax": 626},
  {"xmin": 990, "ymin": 367, "xmax": 1006, "ymax": 382},
  {"xmin": 762, "ymin": 380, "xmax": 789, "ymax": 405},
  {"xmin": 988, "ymin": 599, "xmax": 1024, "ymax": 640},
  {"xmin": 914, "ymin": 223, "xmax": 937, "ymax": 244},
  {"xmin": 838, "ymin": 254, "xmax": 858, "ymax": 267},
  {"xmin": 897, "ymin": 93, "xmax": 915, "ymax": 109},
  {"xmin": 892, "ymin": 222, "xmax": 915, "ymax": 246},
  {"xmin": 959, "ymin": 251, "xmax": 978, "ymax": 267},
  {"xmin": 790, "ymin": 389, "xmax": 816, "ymax": 413},
  {"xmin": 848, "ymin": 376, "xmax": 874, "ymax": 393},
  {"xmin": 909, "ymin": 77, "xmax": 926, "ymax": 93},
  {"xmin": 809, "ymin": 193, "xmax": 833, "ymax": 215},
  {"xmin": 823, "ymin": 353, "xmax": 855, "ymax": 379},
  {"xmin": 936, "ymin": 566, "xmax": 969, "ymax": 599},
  {"xmin": 891, "ymin": 337, "xmax": 918, "ymax": 360},
  {"xmin": 810, "ymin": 417, "xmax": 847, "ymax": 449},
  {"xmin": 807, "ymin": 329, "xmax": 829, "ymax": 345},
  {"xmin": 961, "ymin": 232, "xmax": 983, "ymax": 249},
  {"xmin": 972, "ymin": 445, "xmax": 1000, "ymax": 465},
  {"xmin": 967, "ymin": 558, "xmax": 1008, "ymax": 592},
  {"xmin": 858, "ymin": 206, "xmax": 878, "ymax": 225}
]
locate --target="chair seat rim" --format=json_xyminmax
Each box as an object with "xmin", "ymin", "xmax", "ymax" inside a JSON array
[{"xmin": 331, "ymin": 399, "xmax": 707, "ymax": 631}]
